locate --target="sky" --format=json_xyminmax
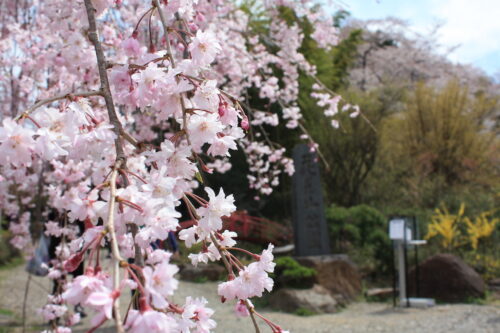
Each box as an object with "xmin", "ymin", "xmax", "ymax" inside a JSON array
[{"xmin": 341, "ymin": 0, "xmax": 500, "ymax": 76}]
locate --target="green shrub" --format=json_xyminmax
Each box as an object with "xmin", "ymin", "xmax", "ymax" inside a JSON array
[
  {"xmin": 326, "ymin": 204, "xmax": 387, "ymax": 250},
  {"xmin": 273, "ymin": 256, "xmax": 317, "ymax": 289},
  {"xmin": 349, "ymin": 205, "xmax": 386, "ymax": 247},
  {"xmin": 326, "ymin": 204, "xmax": 392, "ymax": 275}
]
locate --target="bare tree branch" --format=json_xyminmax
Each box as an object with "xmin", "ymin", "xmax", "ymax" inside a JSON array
[
  {"xmin": 106, "ymin": 164, "xmax": 125, "ymax": 333},
  {"xmin": 84, "ymin": 0, "xmax": 126, "ymax": 162},
  {"xmin": 15, "ymin": 90, "xmax": 102, "ymax": 120}
]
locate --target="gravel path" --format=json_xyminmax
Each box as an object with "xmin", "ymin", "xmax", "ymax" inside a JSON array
[{"xmin": 1, "ymin": 262, "xmax": 499, "ymax": 333}]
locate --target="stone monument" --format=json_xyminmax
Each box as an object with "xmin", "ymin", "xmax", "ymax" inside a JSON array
[{"xmin": 291, "ymin": 144, "xmax": 331, "ymax": 256}]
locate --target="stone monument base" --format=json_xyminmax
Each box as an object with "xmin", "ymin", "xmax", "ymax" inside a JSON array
[
  {"xmin": 295, "ymin": 254, "xmax": 362, "ymax": 303},
  {"xmin": 269, "ymin": 284, "xmax": 338, "ymax": 314}
]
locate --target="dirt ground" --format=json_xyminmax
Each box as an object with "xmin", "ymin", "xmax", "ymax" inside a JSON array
[{"xmin": 1, "ymin": 262, "xmax": 499, "ymax": 333}]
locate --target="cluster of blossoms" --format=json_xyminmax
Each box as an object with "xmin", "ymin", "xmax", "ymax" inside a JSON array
[
  {"xmin": 0, "ymin": 0, "xmax": 349, "ymax": 332},
  {"xmin": 245, "ymin": 143, "xmax": 294, "ymax": 197},
  {"xmin": 9, "ymin": 212, "xmax": 32, "ymax": 250},
  {"xmin": 39, "ymin": 295, "xmax": 80, "ymax": 333},
  {"xmin": 311, "ymin": 83, "xmax": 360, "ymax": 128}
]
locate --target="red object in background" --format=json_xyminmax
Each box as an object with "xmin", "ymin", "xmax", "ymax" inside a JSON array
[{"xmin": 178, "ymin": 211, "xmax": 293, "ymax": 245}]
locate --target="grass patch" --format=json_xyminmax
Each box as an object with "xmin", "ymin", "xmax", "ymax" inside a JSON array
[
  {"xmin": 463, "ymin": 290, "xmax": 491, "ymax": 305},
  {"xmin": 0, "ymin": 257, "xmax": 24, "ymax": 272},
  {"xmin": 293, "ymin": 307, "xmax": 317, "ymax": 316},
  {"xmin": 0, "ymin": 308, "xmax": 14, "ymax": 316},
  {"xmin": 192, "ymin": 276, "xmax": 208, "ymax": 283}
]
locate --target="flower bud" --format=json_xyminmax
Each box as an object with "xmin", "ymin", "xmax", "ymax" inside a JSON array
[
  {"xmin": 218, "ymin": 105, "xmax": 226, "ymax": 117},
  {"xmin": 63, "ymin": 252, "xmax": 84, "ymax": 272},
  {"xmin": 241, "ymin": 116, "xmax": 249, "ymax": 130},
  {"xmin": 196, "ymin": 13, "xmax": 206, "ymax": 23},
  {"xmin": 188, "ymin": 23, "xmax": 198, "ymax": 32},
  {"xmin": 139, "ymin": 296, "xmax": 152, "ymax": 313},
  {"xmin": 234, "ymin": 301, "xmax": 250, "ymax": 317}
]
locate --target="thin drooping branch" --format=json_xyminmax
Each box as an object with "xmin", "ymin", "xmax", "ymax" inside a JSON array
[
  {"xmin": 152, "ymin": 0, "xmax": 192, "ymax": 146},
  {"xmin": 297, "ymin": 121, "xmax": 331, "ymax": 172},
  {"xmin": 152, "ymin": 0, "xmax": 176, "ymax": 67},
  {"xmin": 209, "ymin": 233, "xmax": 261, "ymax": 333},
  {"xmin": 120, "ymin": 127, "xmax": 140, "ymax": 148},
  {"xmin": 106, "ymin": 165, "xmax": 124, "ymax": 263},
  {"xmin": 84, "ymin": 0, "xmax": 144, "ymax": 268},
  {"xmin": 209, "ymin": 233, "xmax": 233, "ymax": 276},
  {"xmin": 83, "ymin": 1, "xmax": 136, "ymax": 328},
  {"xmin": 311, "ymin": 74, "xmax": 377, "ymax": 132},
  {"xmin": 21, "ymin": 274, "xmax": 31, "ymax": 333},
  {"xmin": 106, "ymin": 164, "xmax": 125, "ymax": 333},
  {"xmin": 15, "ymin": 90, "xmax": 102, "ymax": 120},
  {"xmin": 84, "ymin": 0, "xmax": 126, "ymax": 161},
  {"xmin": 246, "ymin": 302, "xmax": 261, "ymax": 333}
]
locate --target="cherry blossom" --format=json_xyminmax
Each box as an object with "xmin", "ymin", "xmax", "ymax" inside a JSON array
[
  {"xmin": 142, "ymin": 259, "xmax": 179, "ymax": 309},
  {"xmin": 189, "ymin": 30, "xmax": 221, "ymax": 67},
  {"xmin": 125, "ymin": 309, "xmax": 178, "ymax": 333},
  {"xmin": 0, "ymin": 0, "xmax": 347, "ymax": 331}
]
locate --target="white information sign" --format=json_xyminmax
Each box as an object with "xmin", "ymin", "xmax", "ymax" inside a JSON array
[{"xmin": 389, "ymin": 219, "xmax": 406, "ymax": 240}]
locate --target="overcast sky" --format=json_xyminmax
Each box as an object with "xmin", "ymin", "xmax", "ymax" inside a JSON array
[{"xmin": 341, "ymin": 0, "xmax": 500, "ymax": 76}]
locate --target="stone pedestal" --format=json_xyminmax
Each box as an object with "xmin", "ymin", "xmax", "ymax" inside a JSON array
[{"xmin": 269, "ymin": 284, "xmax": 338, "ymax": 314}]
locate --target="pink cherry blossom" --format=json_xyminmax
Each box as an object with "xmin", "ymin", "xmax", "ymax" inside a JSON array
[
  {"xmin": 143, "ymin": 260, "xmax": 179, "ymax": 309},
  {"xmin": 0, "ymin": 118, "xmax": 36, "ymax": 167},
  {"xmin": 125, "ymin": 309, "xmax": 178, "ymax": 333},
  {"xmin": 189, "ymin": 30, "xmax": 221, "ymax": 67},
  {"xmin": 121, "ymin": 37, "xmax": 143, "ymax": 57},
  {"xmin": 0, "ymin": 1, "xmax": 346, "ymax": 331}
]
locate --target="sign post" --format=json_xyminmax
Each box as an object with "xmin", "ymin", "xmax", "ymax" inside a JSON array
[{"xmin": 389, "ymin": 216, "xmax": 434, "ymax": 308}]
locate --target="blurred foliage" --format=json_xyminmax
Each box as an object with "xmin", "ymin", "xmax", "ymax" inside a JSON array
[
  {"xmin": 272, "ymin": 256, "xmax": 317, "ymax": 289},
  {"xmin": 199, "ymin": 5, "xmax": 500, "ymax": 280},
  {"xmin": 466, "ymin": 253, "xmax": 500, "ymax": 282},
  {"xmin": 0, "ymin": 230, "xmax": 20, "ymax": 266},
  {"xmin": 325, "ymin": 204, "xmax": 392, "ymax": 275},
  {"xmin": 366, "ymin": 81, "xmax": 499, "ymax": 210},
  {"xmin": 326, "ymin": 204, "xmax": 387, "ymax": 249}
]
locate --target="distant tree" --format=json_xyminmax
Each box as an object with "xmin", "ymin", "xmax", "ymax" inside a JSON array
[
  {"xmin": 371, "ymin": 81, "xmax": 499, "ymax": 208},
  {"xmin": 346, "ymin": 18, "xmax": 499, "ymax": 97}
]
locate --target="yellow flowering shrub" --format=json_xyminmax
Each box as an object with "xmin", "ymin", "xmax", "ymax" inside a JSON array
[
  {"xmin": 425, "ymin": 203, "xmax": 465, "ymax": 250},
  {"xmin": 464, "ymin": 211, "xmax": 498, "ymax": 250},
  {"xmin": 426, "ymin": 203, "xmax": 499, "ymax": 279},
  {"xmin": 426, "ymin": 203, "xmax": 498, "ymax": 251}
]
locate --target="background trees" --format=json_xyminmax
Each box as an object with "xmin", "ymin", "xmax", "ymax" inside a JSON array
[{"xmin": 204, "ymin": 9, "xmax": 500, "ymax": 280}]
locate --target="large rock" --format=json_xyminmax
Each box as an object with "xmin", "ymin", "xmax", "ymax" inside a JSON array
[
  {"xmin": 179, "ymin": 264, "xmax": 225, "ymax": 282},
  {"xmin": 408, "ymin": 253, "xmax": 486, "ymax": 302},
  {"xmin": 295, "ymin": 254, "xmax": 362, "ymax": 302},
  {"xmin": 269, "ymin": 284, "xmax": 338, "ymax": 314}
]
